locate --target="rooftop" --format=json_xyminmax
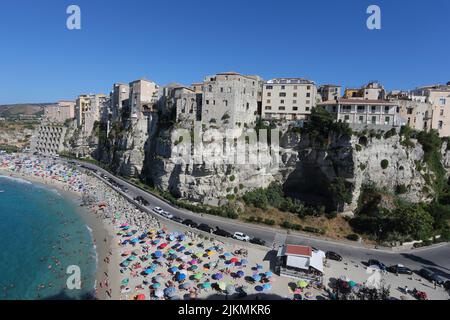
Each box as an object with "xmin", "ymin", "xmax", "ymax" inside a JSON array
[
  {"xmin": 318, "ymin": 98, "xmax": 397, "ymax": 106},
  {"xmin": 285, "ymin": 245, "xmax": 312, "ymax": 257}
]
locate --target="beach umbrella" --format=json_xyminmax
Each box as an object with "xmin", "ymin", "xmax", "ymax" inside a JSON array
[
  {"xmin": 159, "ymin": 243, "xmax": 168, "ymax": 249},
  {"xmin": 213, "ymin": 273, "xmax": 223, "ymax": 280},
  {"xmin": 236, "ymin": 271, "xmax": 245, "ymax": 278},
  {"xmin": 181, "ymin": 282, "xmax": 192, "ymax": 290},
  {"xmin": 169, "ymin": 254, "xmax": 178, "ymax": 260},
  {"xmin": 265, "ymin": 271, "xmax": 273, "ymax": 278},
  {"xmin": 168, "ymin": 249, "xmax": 176, "ymax": 255},
  {"xmin": 348, "ymin": 281, "xmax": 357, "ymax": 287},
  {"xmin": 190, "ymin": 265, "xmax": 198, "ymax": 271},
  {"xmin": 218, "ymin": 282, "xmax": 227, "ymax": 291},
  {"xmin": 190, "ymin": 259, "xmax": 199, "ymax": 265},
  {"xmin": 240, "ymin": 259, "xmax": 248, "ymax": 265},
  {"xmin": 194, "ymin": 272, "xmax": 203, "ymax": 280},
  {"xmin": 172, "ymin": 243, "xmax": 180, "ymax": 249},
  {"xmin": 297, "ymin": 280, "xmax": 308, "ymax": 288},
  {"xmin": 128, "ymin": 255, "xmax": 137, "ymax": 261},
  {"xmin": 223, "ymin": 252, "xmax": 232, "ymax": 258},
  {"xmin": 256, "ymin": 264, "xmax": 263, "ymax": 270},
  {"xmin": 152, "ymin": 239, "xmax": 160, "ymax": 245},
  {"xmin": 121, "ymin": 278, "xmax": 129, "ymax": 285},
  {"xmin": 164, "ymin": 287, "xmax": 177, "ymax": 297},
  {"xmin": 154, "ymin": 275, "xmax": 164, "ymax": 283},
  {"xmin": 136, "ymin": 294, "xmax": 145, "ymax": 300},
  {"xmin": 207, "ymin": 251, "xmax": 215, "ymax": 256},
  {"xmin": 154, "ymin": 251, "xmax": 163, "ymax": 258},
  {"xmin": 144, "ymin": 268, "xmax": 155, "ymax": 275},
  {"xmin": 255, "ymin": 285, "xmax": 263, "ymax": 292},
  {"xmin": 152, "ymin": 282, "xmax": 161, "ymax": 289},
  {"xmin": 202, "ymin": 282, "xmax": 212, "ymax": 289},
  {"xmin": 230, "ymin": 257, "xmax": 239, "ymax": 264},
  {"xmin": 176, "ymin": 273, "xmax": 187, "ymax": 281},
  {"xmin": 154, "ymin": 289, "xmax": 164, "ymax": 298},
  {"xmin": 226, "ymin": 285, "xmax": 235, "ymax": 295},
  {"xmin": 263, "ymin": 283, "xmax": 271, "ymax": 291},
  {"xmin": 178, "ymin": 246, "xmax": 186, "ymax": 252},
  {"xmin": 169, "ymin": 266, "xmax": 178, "ymax": 274},
  {"xmin": 180, "ymin": 255, "xmax": 189, "ymax": 262},
  {"xmin": 252, "ymin": 274, "xmax": 262, "ymax": 282}
]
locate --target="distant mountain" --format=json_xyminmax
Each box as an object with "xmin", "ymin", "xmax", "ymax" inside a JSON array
[{"xmin": 0, "ymin": 103, "xmax": 53, "ymax": 118}]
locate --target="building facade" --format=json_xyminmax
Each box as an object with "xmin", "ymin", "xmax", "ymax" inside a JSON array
[
  {"xmin": 411, "ymin": 83, "xmax": 450, "ymax": 137},
  {"xmin": 261, "ymin": 78, "xmax": 317, "ymax": 121},
  {"xmin": 30, "ymin": 124, "xmax": 67, "ymax": 156},
  {"xmin": 43, "ymin": 101, "xmax": 75, "ymax": 123},
  {"xmin": 110, "ymin": 83, "xmax": 130, "ymax": 122},
  {"xmin": 201, "ymin": 72, "xmax": 261, "ymax": 128},
  {"xmin": 344, "ymin": 81, "xmax": 386, "ymax": 100},
  {"xmin": 75, "ymin": 94, "xmax": 108, "ymax": 136},
  {"xmin": 129, "ymin": 79, "xmax": 159, "ymax": 121},
  {"xmin": 318, "ymin": 99, "xmax": 400, "ymax": 129},
  {"xmin": 318, "ymin": 85, "xmax": 341, "ymax": 102}
]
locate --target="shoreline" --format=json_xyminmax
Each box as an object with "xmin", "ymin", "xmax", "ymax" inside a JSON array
[{"xmin": 0, "ymin": 169, "xmax": 120, "ymax": 300}]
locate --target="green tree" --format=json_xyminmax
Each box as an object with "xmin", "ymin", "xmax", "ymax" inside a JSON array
[{"xmin": 392, "ymin": 204, "xmax": 434, "ymax": 240}]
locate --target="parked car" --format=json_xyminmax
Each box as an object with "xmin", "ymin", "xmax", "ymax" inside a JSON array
[
  {"xmin": 444, "ymin": 280, "xmax": 450, "ymax": 291},
  {"xmin": 160, "ymin": 211, "xmax": 174, "ymax": 219},
  {"xmin": 233, "ymin": 232, "xmax": 250, "ymax": 242},
  {"xmin": 419, "ymin": 268, "xmax": 446, "ymax": 285},
  {"xmin": 368, "ymin": 259, "xmax": 387, "ymax": 271},
  {"xmin": 182, "ymin": 219, "xmax": 198, "ymax": 228},
  {"xmin": 197, "ymin": 223, "xmax": 214, "ymax": 233},
  {"xmin": 387, "ymin": 264, "xmax": 412, "ymax": 275},
  {"xmin": 213, "ymin": 227, "xmax": 232, "ymax": 238},
  {"xmin": 171, "ymin": 216, "xmax": 184, "ymax": 224},
  {"xmin": 325, "ymin": 251, "xmax": 343, "ymax": 262},
  {"xmin": 153, "ymin": 207, "xmax": 164, "ymax": 215},
  {"xmin": 249, "ymin": 238, "xmax": 266, "ymax": 246}
]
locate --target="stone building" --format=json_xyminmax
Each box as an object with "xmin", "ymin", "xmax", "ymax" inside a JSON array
[
  {"xmin": 261, "ymin": 78, "xmax": 317, "ymax": 121},
  {"xmin": 387, "ymin": 92, "xmax": 433, "ymax": 132},
  {"xmin": 411, "ymin": 83, "xmax": 450, "ymax": 137},
  {"xmin": 344, "ymin": 81, "xmax": 386, "ymax": 100},
  {"xmin": 43, "ymin": 101, "xmax": 75, "ymax": 123},
  {"xmin": 129, "ymin": 79, "xmax": 159, "ymax": 122},
  {"xmin": 110, "ymin": 83, "xmax": 130, "ymax": 122},
  {"xmin": 201, "ymin": 72, "xmax": 262, "ymax": 128}
]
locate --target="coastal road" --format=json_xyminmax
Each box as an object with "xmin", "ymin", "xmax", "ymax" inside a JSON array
[{"xmin": 68, "ymin": 159, "xmax": 450, "ymax": 280}]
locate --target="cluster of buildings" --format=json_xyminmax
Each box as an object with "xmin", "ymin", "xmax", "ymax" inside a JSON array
[{"xmin": 30, "ymin": 71, "xmax": 450, "ymax": 156}]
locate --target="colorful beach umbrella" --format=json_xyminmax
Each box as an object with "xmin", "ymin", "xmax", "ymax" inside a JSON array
[{"xmin": 297, "ymin": 280, "xmax": 308, "ymax": 288}]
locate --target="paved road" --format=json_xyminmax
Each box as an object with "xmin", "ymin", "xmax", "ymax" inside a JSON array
[{"xmin": 68, "ymin": 159, "xmax": 450, "ymax": 280}]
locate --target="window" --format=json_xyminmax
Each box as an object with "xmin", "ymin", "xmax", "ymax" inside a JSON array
[
  {"xmin": 293, "ymin": 107, "xmax": 298, "ymax": 111},
  {"xmin": 267, "ymin": 92, "xmax": 271, "ymax": 97},
  {"xmin": 294, "ymin": 86, "xmax": 298, "ymax": 90},
  {"xmin": 293, "ymin": 100, "xmax": 297, "ymax": 104},
  {"xmin": 358, "ymin": 106, "xmax": 366, "ymax": 113},
  {"xmin": 384, "ymin": 106, "xmax": 390, "ymax": 114},
  {"xmin": 440, "ymin": 109, "xmax": 444, "ymax": 116},
  {"xmin": 344, "ymin": 115, "xmax": 350, "ymax": 122},
  {"xmin": 279, "ymin": 92, "xmax": 286, "ymax": 97},
  {"xmin": 208, "ymin": 85, "xmax": 212, "ymax": 92},
  {"xmin": 280, "ymin": 100, "xmax": 285, "ymax": 104},
  {"xmin": 371, "ymin": 116, "xmax": 376, "ymax": 124},
  {"xmin": 307, "ymin": 86, "xmax": 311, "ymax": 90},
  {"xmin": 293, "ymin": 93, "xmax": 297, "ymax": 97},
  {"xmin": 407, "ymin": 108, "xmax": 413, "ymax": 115},
  {"xmin": 223, "ymin": 100, "xmax": 228, "ymax": 106},
  {"xmin": 306, "ymin": 100, "xmax": 310, "ymax": 104},
  {"xmin": 359, "ymin": 116, "xmax": 364, "ymax": 123},
  {"xmin": 306, "ymin": 93, "xmax": 310, "ymax": 98},
  {"xmin": 385, "ymin": 116, "xmax": 390, "ymax": 124},
  {"xmin": 279, "ymin": 106, "xmax": 285, "ymax": 111},
  {"xmin": 371, "ymin": 106, "xmax": 376, "ymax": 113},
  {"xmin": 266, "ymin": 85, "xmax": 273, "ymax": 90},
  {"xmin": 265, "ymin": 106, "xmax": 272, "ymax": 110},
  {"xmin": 220, "ymin": 87, "xmax": 224, "ymax": 93},
  {"xmin": 439, "ymin": 98, "xmax": 446, "ymax": 105},
  {"xmin": 281, "ymin": 85, "xmax": 285, "ymax": 90},
  {"xmin": 306, "ymin": 107, "xmax": 310, "ymax": 111},
  {"xmin": 206, "ymin": 100, "xmax": 210, "ymax": 105},
  {"xmin": 439, "ymin": 121, "xmax": 443, "ymax": 129},
  {"xmin": 267, "ymin": 99, "xmax": 271, "ymax": 103}
]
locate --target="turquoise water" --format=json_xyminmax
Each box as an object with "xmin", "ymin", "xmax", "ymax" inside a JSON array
[{"xmin": 0, "ymin": 175, "xmax": 97, "ymax": 300}]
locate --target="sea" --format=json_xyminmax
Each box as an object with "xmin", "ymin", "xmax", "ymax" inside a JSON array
[{"xmin": 0, "ymin": 175, "xmax": 97, "ymax": 300}]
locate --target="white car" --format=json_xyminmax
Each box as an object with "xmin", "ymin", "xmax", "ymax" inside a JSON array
[
  {"xmin": 233, "ymin": 232, "xmax": 250, "ymax": 242},
  {"xmin": 153, "ymin": 207, "xmax": 164, "ymax": 214},
  {"xmin": 160, "ymin": 211, "xmax": 174, "ymax": 219}
]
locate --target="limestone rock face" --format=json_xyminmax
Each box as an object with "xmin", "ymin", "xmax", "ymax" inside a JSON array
[{"xmin": 99, "ymin": 119, "xmax": 435, "ymax": 212}]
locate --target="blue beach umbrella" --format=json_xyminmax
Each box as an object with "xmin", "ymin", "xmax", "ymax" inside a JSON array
[
  {"xmin": 169, "ymin": 266, "xmax": 178, "ymax": 274},
  {"xmin": 265, "ymin": 271, "xmax": 273, "ymax": 278},
  {"xmin": 263, "ymin": 283, "xmax": 271, "ymax": 291},
  {"xmin": 154, "ymin": 251, "xmax": 163, "ymax": 258},
  {"xmin": 176, "ymin": 273, "xmax": 187, "ymax": 281},
  {"xmin": 236, "ymin": 270, "xmax": 245, "ymax": 278},
  {"xmin": 252, "ymin": 274, "xmax": 262, "ymax": 282}
]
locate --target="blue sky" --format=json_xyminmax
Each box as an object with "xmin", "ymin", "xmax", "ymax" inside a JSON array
[{"xmin": 0, "ymin": 0, "xmax": 449, "ymax": 104}]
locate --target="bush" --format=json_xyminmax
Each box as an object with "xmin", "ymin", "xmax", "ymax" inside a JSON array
[
  {"xmin": 346, "ymin": 234, "xmax": 360, "ymax": 241},
  {"xmin": 263, "ymin": 219, "xmax": 275, "ymax": 226},
  {"xmin": 355, "ymin": 144, "xmax": 362, "ymax": 152},
  {"xmin": 395, "ymin": 184, "xmax": 408, "ymax": 195},
  {"xmin": 229, "ymin": 175, "xmax": 235, "ymax": 182},
  {"xmin": 303, "ymin": 226, "xmax": 325, "ymax": 235},
  {"xmin": 381, "ymin": 159, "xmax": 389, "ymax": 169},
  {"xmin": 281, "ymin": 221, "xmax": 292, "ymax": 229},
  {"xmin": 326, "ymin": 211, "xmax": 338, "ymax": 219}
]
